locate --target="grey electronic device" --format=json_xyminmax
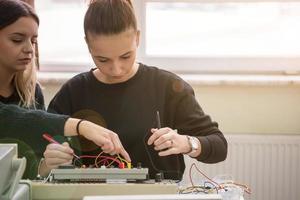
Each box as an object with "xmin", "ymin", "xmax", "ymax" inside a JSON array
[
  {"xmin": 50, "ymin": 167, "xmax": 149, "ymax": 182},
  {"xmin": 0, "ymin": 144, "xmax": 27, "ymax": 200},
  {"xmin": 83, "ymin": 194, "xmax": 222, "ymax": 200}
]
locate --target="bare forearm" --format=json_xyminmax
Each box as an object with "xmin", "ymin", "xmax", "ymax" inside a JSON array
[{"xmin": 63, "ymin": 118, "xmax": 80, "ymax": 137}]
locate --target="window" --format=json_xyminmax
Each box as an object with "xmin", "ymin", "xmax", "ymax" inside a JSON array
[
  {"xmin": 35, "ymin": 0, "xmax": 92, "ymax": 72},
  {"xmin": 36, "ymin": 0, "xmax": 300, "ymax": 73}
]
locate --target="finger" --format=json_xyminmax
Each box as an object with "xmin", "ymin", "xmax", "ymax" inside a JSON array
[
  {"xmin": 151, "ymin": 128, "xmax": 158, "ymax": 132},
  {"xmin": 47, "ymin": 158, "xmax": 72, "ymax": 166},
  {"xmin": 61, "ymin": 160, "xmax": 72, "ymax": 165},
  {"xmin": 62, "ymin": 142, "xmax": 70, "ymax": 147},
  {"xmin": 44, "ymin": 149, "xmax": 74, "ymax": 160},
  {"xmin": 44, "ymin": 149, "xmax": 73, "ymax": 159},
  {"xmin": 101, "ymin": 145, "xmax": 111, "ymax": 153},
  {"xmin": 109, "ymin": 133, "xmax": 122, "ymax": 155},
  {"xmin": 148, "ymin": 128, "xmax": 169, "ymax": 145},
  {"xmin": 100, "ymin": 139, "xmax": 114, "ymax": 153},
  {"xmin": 158, "ymin": 147, "xmax": 177, "ymax": 156},
  {"xmin": 147, "ymin": 128, "xmax": 158, "ymax": 145},
  {"xmin": 119, "ymin": 148, "xmax": 131, "ymax": 162},
  {"xmin": 111, "ymin": 136, "xmax": 131, "ymax": 162},
  {"xmin": 154, "ymin": 140, "xmax": 173, "ymax": 151},
  {"xmin": 153, "ymin": 130, "xmax": 173, "ymax": 146},
  {"xmin": 92, "ymin": 133, "xmax": 111, "ymax": 148},
  {"xmin": 45, "ymin": 157, "xmax": 72, "ymax": 167},
  {"xmin": 92, "ymin": 128, "xmax": 115, "ymax": 149},
  {"xmin": 61, "ymin": 142, "xmax": 75, "ymax": 154},
  {"xmin": 105, "ymin": 133, "xmax": 131, "ymax": 162},
  {"xmin": 47, "ymin": 143, "xmax": 74, "ymax": 155}
]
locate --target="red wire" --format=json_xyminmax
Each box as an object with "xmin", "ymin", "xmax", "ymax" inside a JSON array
[
  {"xmin": 98, "ymin": 156, "xmax": 122, "ymax": 165},
  {"xmin": 189, "ymin": 163, "xmax": 251, "ymax": 195},
  {"xmin": 79, "ymin": 155, "xmax": 98, "ymax": 158},
  {"xmin": 79, "ymin": 155, "xmax": 122, "ymax": 165},
  {"xmin": 74, "ymin": 153, "xmax": 123, "ymax": 168},
  {"xmin": 189, "ymin": 163, "xmax": 222, "ymax": 189}
]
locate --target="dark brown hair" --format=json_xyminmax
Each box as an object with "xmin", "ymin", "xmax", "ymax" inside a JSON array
[
  {"xmin": 84, "ymin": 0, "xmax": 137, "ymax": 37},
  {"xmin": 0, "ymin": 0, "xmax": 39, "ymax": 30}
]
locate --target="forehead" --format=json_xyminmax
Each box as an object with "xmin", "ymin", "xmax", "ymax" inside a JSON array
[
  {"xmin": 0, "ymin": 16, "xmax": 38, "ymax": 36},
  {"xmin": 87, "ymin": 29, "xmax": 137, "ymax": 55}
]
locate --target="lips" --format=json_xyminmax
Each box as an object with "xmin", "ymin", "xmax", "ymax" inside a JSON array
[{"xmin": 18, "ymin": 58, "xmax": 32, "ymax": 65}]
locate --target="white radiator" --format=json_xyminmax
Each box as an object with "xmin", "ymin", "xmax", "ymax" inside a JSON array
[{"xmin": 182, "ymin": 134, "xmax": 300, "ymax": 200}]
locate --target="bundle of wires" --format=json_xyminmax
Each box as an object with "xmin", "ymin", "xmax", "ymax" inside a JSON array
[
  {"xmin": 180, "ymin": 163, "xmax": 251, "ymax": 195},
  {"xmin": 73, "ymin": 151, "xmax": 131, "ymax": 169}
]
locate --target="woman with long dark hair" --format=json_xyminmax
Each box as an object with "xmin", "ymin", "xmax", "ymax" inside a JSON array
[{"xmin": 0, "ymin": 0, "xmax": 130, "ymax": 179}]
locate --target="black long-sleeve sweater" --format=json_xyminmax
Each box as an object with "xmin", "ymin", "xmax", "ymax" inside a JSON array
[{"xmin": 48, "ymin": 63, "xmax": 227, "ymax": 180}]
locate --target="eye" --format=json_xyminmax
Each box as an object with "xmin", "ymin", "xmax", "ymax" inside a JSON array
[
  {"xmin": 11, "ymin": 39, "xmax": 23, "ymax": 43},
  {"xmin": 98, "ymin": 59, "xmax": 108, "ymax": 63},
  {"xmin": 121, "ymin": 55, "xmax": 131, "ymax": 59}
]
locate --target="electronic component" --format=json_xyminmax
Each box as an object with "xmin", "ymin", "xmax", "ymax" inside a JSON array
[{"xmin": 50, "ymin": 167, "xmax": 149, "ymax": 182}]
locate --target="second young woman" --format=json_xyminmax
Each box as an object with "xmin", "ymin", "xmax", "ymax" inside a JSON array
[
  {"xmin": 0, "ymin": 0, "xmax": 45, "ymax": 179},
  {"xmin": 0, "ymin": 0, "xmax": 130, "ymax": 179}
]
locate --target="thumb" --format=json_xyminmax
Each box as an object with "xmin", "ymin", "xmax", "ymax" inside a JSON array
[
  {"xmin": 61, "ymin": 142, "xmax": 73, "ymax": 154},
  {"xmin": 62, "ymin": 142, "xmax": 70, "ymax": 147}
]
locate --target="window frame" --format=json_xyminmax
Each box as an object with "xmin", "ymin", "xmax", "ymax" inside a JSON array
[{"xmin": 133, "ymin": 0, "xmax": 300, "ymax": 74}]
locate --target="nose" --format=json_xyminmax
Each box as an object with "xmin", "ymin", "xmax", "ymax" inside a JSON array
[
  {"xmin": 110, "ymin": 61, "xmax": 123, "ymax": 76},
  {"xmin": 23, "ymin": 40, "xmax": 34, "ymax": 54}
]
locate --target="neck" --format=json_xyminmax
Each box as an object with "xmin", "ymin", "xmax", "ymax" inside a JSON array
[
  {"xmin": 94, "ymin": 62, "xmax": 139, "ymax": 84},
  {"xmin": 0, "ymin": 68, "xmax": 15, "ymax": 97}
]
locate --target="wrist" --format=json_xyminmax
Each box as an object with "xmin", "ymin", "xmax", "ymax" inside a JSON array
[
  {"xmin": 38, "ymin": 158, "xmax": 51, "ymax": 178},
  {"xmin": 64, "ymin": 118, "xmax": 78, "ymax": 136},
  {"xmin": 184, "ymin": 136, "xmax": 201, "ymax": 157},
  {"xmin": 76, "ymin": 119, "xmax": 86, "ymax": 136},
  {"xmin": 64, "ymin": 118, "xmax": 87, "ymax": 137}
]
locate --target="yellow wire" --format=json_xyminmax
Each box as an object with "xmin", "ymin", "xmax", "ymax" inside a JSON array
[
  {"xmin": 117, "ymin": 154, "xmax": 130, "ymax": 167},
  {"xmin": 117, "ymin": 154, "xmax": 128, "ymax": 163},
  {"xmin": 95, "ymin": 151, "xmax": 104, "ymax": 167},
  {"xmin": 103, "ymin": 159, "xmax": 114, "ymax": 168}
]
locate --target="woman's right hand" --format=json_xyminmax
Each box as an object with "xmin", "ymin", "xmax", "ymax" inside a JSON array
[{"xmin": 79, "ymin": 120, "xmax": 131, "ymax": 162}]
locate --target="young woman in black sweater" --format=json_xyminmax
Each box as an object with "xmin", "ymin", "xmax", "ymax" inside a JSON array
[{"xmin": 47, "ymin": 0, "xmax": 227, "ymax": 180}]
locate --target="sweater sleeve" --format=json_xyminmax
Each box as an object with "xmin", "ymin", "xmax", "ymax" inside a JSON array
[
  {"xmin": 0, "ymin": 102, "xmax": 68, "ymax": 137},
  {"xmin": 167, "ymin": 78, "xmax": 227, "ymax": 163},
  {"xmin": 0, "ymin": 102, "xmax": 69, "ymax": 179}
]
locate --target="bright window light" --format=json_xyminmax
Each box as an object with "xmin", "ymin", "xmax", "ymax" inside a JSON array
[
  {"xmin": 35, "ymin": 0, "xmax": 300, "ymax": 72},
  {"xmin": 35, "ymin": 0, "xmax": 92, "ymax": 71},
  {"xmin": 146, "ymin": 2, "xmax": 300, "ymax": 57}
]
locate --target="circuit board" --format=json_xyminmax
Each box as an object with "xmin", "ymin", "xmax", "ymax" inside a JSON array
[{"xmin": 50, "ymin": 167, "xmax": 149, "ymax": 182}]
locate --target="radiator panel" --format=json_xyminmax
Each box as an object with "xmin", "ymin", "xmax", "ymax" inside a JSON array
[{"xmin": 183, "ymin": 134, "xmax": 300, "ymax": 200}]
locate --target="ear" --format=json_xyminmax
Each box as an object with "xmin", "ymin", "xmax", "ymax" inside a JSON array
[{"xmin": 136, "ymin": 30, "xmax": 140, "ymax": 47}]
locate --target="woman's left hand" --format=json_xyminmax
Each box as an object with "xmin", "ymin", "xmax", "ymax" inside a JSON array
[{"xmin": 147, "ymin": 127, "xmax": 191, "ymax": 156}]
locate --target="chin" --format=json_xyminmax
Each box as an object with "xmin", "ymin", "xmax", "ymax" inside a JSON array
[
  {"xmin": 14, "ymin": 65, "xmax": 28, "ymax": 72},
  {"xmin": 112, "ymin": 75, "xmax": 125, "ymax": 79}
]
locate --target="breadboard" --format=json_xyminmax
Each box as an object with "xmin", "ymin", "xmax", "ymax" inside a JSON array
[{"xmin": 51, "ymin": 167, "xmax": 148, "ymax": 182}]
